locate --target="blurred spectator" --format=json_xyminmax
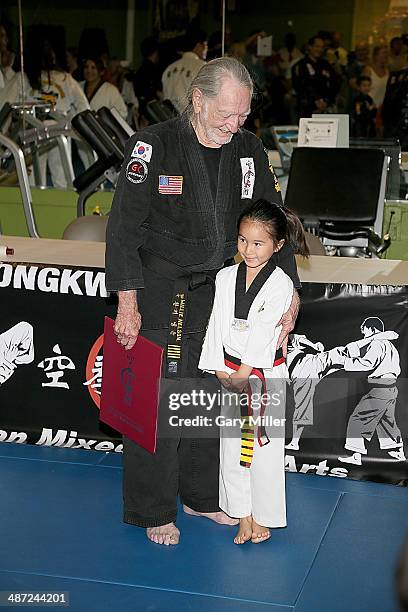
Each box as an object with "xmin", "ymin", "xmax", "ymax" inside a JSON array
[
  {"xmin": 291, "ymin": 35, "xmax": 338, "ymax": 118},
  {"xmin": 350, "ymin": 75, "xmax": 376, "ymax": 137},
  {"xmin": 347, "ymin": 41, "xmax": 370, "ymax": 92},
  {"xmin": 389, "ymin": 36, "xmax": 408, "ymax": 73},
  {"xmin": 207, "ymin": 29, "xmax": 231, "ymax": 61},
  {"xmin": 159, "ymin": 35, "xmax": 184, "ymax": 71},
  {"xmin": 104, "ymin": 56, "xmax": 139, "ymax": 125},
  {"xmin": 382, "ymin": 65, "xmax": 408, "ymax": 148},
  {"xmin": 325, "ymin": 44, "xmax": 345, "ymax": 82},
  {"xmin": 317, "ymin": 30, "xmax": 333, "ymax": 52},
  {"xmin": 133, "ymin": 36, "xmax": 162, "ymax": 111},
  {"xmin": 243, "ymin": 30, "xmax": 268, "ymax": 93},
  {"xmin": 278, "ymin": 32, "xmax": 303, "ymax": 76},
  {"xmin": 331, "ymin": 31, "xmax": 348, "ymax": 68},
  {"xmin": 66, "ymin": 47, "xmax": 81, "ymax": 81},
  {"xmin": 0, "ymin": 24, "xmax": 15, "ymax": 89},
  {"xmin": 162, "ymin": 29, "xmax": 207, "ymax": 113},
  {"xmin": 105, "ymin": 57, "xmax": 125, "ymax": 89},
  {"xmin": 81, "ymin": 57, "xmax": 127, "ymax": 119},
  {"xmin": 324, "ymin": 45, "xmax": 346, "ymax": 112},
  {"xmin": 363, "ymin": 45, "xmax": 389, "ymax": 109}
]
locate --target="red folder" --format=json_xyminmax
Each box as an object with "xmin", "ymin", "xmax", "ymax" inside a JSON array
[{"xmin": 100, "ymin": 316, "xmax": 163, "ymax": 453}]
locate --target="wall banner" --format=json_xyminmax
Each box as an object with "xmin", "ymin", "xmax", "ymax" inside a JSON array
[
  {"xmin": 0, "ymin": 263, "xmax": 121, "ymax": 451},
  {"xmin": 284, "ymin": 282, "xmax": 408, "ymax": 485},
  {"xmin": 0, "ymin": 264, "xmax": 407, "ymax": 485}
]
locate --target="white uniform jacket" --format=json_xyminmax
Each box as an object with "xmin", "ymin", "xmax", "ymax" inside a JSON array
[{"xmin": 199, "ymin": 263, "xmax": 293, "ymax": 373}]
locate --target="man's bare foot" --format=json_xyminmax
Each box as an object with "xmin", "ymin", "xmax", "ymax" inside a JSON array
[
  {"xmin": 251, "ymin": 518, "xmax": 270, "ymax": 543},
  {"xmin": 146, "ymin": 523, "xmax": 180, "ymax": 546},
  {"xmin": 183, "ymin": 505, "xmax": 239, "ymax": 525},
  {"xmin": 234, "ymin": 516, "xmax": 252, "ymax": 544}
]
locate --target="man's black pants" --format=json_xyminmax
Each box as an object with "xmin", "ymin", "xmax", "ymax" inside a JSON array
[{"xmin": 122, "ymin": 329, "xmax": 221, "ymax": 528}]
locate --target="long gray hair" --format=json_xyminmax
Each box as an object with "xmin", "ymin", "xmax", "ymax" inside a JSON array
[{"xmin": 185, "ymin": 57, "xmax": 253, "ymax": 117}]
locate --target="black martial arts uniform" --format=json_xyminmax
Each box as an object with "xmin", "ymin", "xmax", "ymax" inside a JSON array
[
  {"xmin": 105, "ymin": 112, "xmax": 301, "ymax": 527},
  {"xmin": 291, "ymin": 55, "xmax": 338, "ymax": 118}
]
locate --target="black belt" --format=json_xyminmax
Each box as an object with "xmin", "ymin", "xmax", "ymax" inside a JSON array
[
  {"xmin": 140, "ymin": 250, "xmax": 220, "ymax": 288},
  {"xmin": 140, "ymin": 250, "xmax": 232, "ymax": 378}
]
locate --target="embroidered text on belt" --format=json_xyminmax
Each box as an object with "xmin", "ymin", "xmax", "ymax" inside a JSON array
[{"xmin": 223, "ymin": 348, "xmax": 285, "ymax": 468}]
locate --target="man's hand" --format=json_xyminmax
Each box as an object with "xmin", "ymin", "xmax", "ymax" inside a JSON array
[
  {"xmin": 114, "ymin": 290, "xmax": 142, "ymax": 350},
  {"xmin": 277, "ymin": 290, "xmax": 300, "ymax": 356}
]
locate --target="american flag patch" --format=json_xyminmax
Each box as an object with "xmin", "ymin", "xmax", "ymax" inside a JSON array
[{"xmin": 158, "ymin": 175, "xmax": 183, "ymax": 195}]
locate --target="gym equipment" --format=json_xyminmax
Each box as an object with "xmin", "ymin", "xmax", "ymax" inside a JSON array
[
  {"xmin": 285, "ymin": 147, "xmax": 389, "ymax": 258},
  {"xmin": 71, "ymin": 108, "xmax": 127, "ymax": 217}
]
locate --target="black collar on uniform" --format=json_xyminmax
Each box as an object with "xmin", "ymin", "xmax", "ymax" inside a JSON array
[{"xmin": 234, "ymin": 259, "xmax": 276, "ymax": 320}]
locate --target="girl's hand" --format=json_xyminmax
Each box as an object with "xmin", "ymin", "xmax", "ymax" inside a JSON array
[
  {"xmin": 216, "ymin": 370, "xmax": 232, "ymax": 390},
  {"xmin": 229, "ymin": 371, "xmax": 249, "ymax": 393}
]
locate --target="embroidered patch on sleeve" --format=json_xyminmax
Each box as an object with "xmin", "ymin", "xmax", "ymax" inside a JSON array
[
  {"xmin": 126, "ymin": 158, "xmax": 148, "ymax": 184},
  {"xmin": 158, "ymin": 175, "xmax": 183, "ymax": 195},
  {"xmin": 240, "ymin": 157, "xmax": 255, "ymax": 199},
  {"xmin": 131, "ymin": 141, "xmax": 153, "ymax": 163}
]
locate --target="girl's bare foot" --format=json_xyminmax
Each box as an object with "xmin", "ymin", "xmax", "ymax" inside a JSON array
[
  {"xmin": 146, "ymin": 523, "xmax": 180, "ymax": 545},
  {"xmin": 234, "ymin": 516, "xmax": 253, "ymax": 544},
  {"xmin": 251, "ymin": 518, "xmax": 270, "ymax": 543}
]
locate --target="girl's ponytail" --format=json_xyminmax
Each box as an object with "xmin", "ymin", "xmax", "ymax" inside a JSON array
[{"xmin": 281, "ymin": 205, "xmax": 310, "ymax": 257}]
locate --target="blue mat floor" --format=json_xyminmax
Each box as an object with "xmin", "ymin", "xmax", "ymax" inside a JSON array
[{"xmin": 0, "ymin": 442, "xmax": 406, "ymax": 611}]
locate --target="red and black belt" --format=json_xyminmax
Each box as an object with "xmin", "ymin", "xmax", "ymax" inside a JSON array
[{"xmin": 223, "ymin": 348, "xmax": 285, "ymax": 468}]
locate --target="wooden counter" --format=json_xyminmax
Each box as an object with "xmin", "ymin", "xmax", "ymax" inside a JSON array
[
  {"xmin": 1, "ymin": 235, "xmax": 407, "ymax": 284},
  {"xmin": 0, "ymin": 235, "xmax": 105, "ymax": 269}
]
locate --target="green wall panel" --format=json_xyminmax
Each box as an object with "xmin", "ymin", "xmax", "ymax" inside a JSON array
[{"xmin": 0, "ymin": 187, "xmax": 113, "ymax": 239}]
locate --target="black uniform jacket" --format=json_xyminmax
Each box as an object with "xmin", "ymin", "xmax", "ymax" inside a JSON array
[
  {"xmin": 292, "ymin": 55, "xmax": 338, "ymax": 116},
  {"xmin": 105, "ymin": 113, "xmax": 300, "ymax": 332}
]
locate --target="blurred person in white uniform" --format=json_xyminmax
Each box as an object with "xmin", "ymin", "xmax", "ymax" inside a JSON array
[
  {"xmin": 0, "ymin": 37, "xmax": 89, "ymax": 188},
  {"xmin": 81, "ymin": 57, "xmax": 127, "ymax": 118},
  {"xmin": 162, "ymin": 29, "xmax": 207, "ymax": 113},
  {"xmin": 0, "ymin": 24, "xmax": 15, "ymax": 90}
]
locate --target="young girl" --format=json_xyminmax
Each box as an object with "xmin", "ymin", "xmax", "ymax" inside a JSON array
[{"xmin": 198, "ymin": 199, "xmax": 309, "ymax": 544}]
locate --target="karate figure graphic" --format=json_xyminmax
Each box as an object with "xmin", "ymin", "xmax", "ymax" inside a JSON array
[
  {"xmin": 338, "ymin": 317, "xmax": 403, "ymax": 465},
  {"xmin": 285, "ymin": 334, "xmax": 345, "ymax": 451},
  {"xmin": 0, "ymin": 322, "xmax": 34, "ymax": 385}
]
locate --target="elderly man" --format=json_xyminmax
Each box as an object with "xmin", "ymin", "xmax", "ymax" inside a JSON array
[{"xmin": 105, "ymin": 57, "xmax": 301, "ymax": 545}]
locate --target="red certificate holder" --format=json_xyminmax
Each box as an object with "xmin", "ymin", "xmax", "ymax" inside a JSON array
[{"xmin": 100, "ymin": 317, "xmax": 163, "ymax": 453}]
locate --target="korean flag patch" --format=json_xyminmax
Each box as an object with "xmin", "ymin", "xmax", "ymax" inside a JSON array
[{"xmin": 131, "ymin": 140, "xmax": 153, "ymax": 163}]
